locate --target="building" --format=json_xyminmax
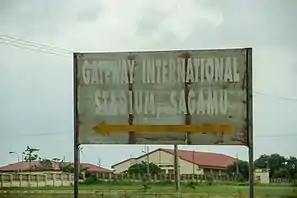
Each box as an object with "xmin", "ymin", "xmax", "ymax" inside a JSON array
[
  {"xmin": 254, "ymin": 168, "xmax": 270, "ymax": 184},
  {"xmin": 112, "ymin": 148, "xmax": 236, "ymax": 175},
  {"xmin": 0, "ymin": 161, "xmax": 112, "ymax": 173}
]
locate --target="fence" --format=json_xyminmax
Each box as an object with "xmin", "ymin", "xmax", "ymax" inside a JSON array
[
  {"xmin": 0, "ymin": 172, "xmax": 74, "ymax": 188},
  {"xmin": 94, "ymin": 173, "xmax": 232, "ymax": 183},
  {"xmin": 93, "ymin": 173, "xmax": 296, "ymax": 184},
  {"xmin": 1, "ymin": 172, "xmax": 295, "ymax": 188}
]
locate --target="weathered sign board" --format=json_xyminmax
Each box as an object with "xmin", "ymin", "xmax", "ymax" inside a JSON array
[{"xmin": 74, "ymin": 48, "xmax": 252, "ymax": 145}]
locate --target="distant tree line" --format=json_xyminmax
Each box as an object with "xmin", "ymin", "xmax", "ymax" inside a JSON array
[{"xmin": 227, "ymin": 154, "xmax": 297, "ymax": 181}]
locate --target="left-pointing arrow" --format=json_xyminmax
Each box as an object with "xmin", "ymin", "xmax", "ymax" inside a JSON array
[{"xmin": 92, "ymin": 122, "xmax": 234, "ymax": 135}]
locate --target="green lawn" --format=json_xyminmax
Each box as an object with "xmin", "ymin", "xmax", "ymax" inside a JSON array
[{"xmin": 0, "ymin": 184, "xmax": 296, "ymax": 197}]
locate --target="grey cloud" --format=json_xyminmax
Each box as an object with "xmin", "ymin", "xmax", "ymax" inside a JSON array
[
  {"xmin": 160, "ymin": 0, "xmax": 297, "ymax": 50},
  {"xmin": 136, "ymin": 7, "xmax": 168, "ymax": 37},
  {"xmin": 217, "ymin": 1, "xmax": 297, "ymax": 48},
  {"xmin": 0, "ymin": 0, "xmax": 102, "ymax": 36}
]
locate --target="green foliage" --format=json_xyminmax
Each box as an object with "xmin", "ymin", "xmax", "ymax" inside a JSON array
[
  {"xmin": 185, "ymin": 181, "xmax": 197, "ymax": 189},
  {"xmin": 254, "ymin": 154, "xmax": 297, "ymax": 179},
  {"xmin": 83, "ymin": 173, "xmax": 102, "ymax": 185},
  {"xmin": 205, "ymin": 175, "xmax": 214, "ymax": 186},
  {"xmin": 23, "ymin": 146, "xmax": 39, "ymax": 162},
  {"xmin": 60, "ymin": 164, "xmax": 75, "ymax": 173},
  {"xmin": 60, "ymin": 163, "xmax": 86, "ymax": 179},
  {"xmin": 286, "ymin": 156, "xmax": 297, "ymax": 180},
  {"xmin": 127, "ymin": 162, "xmax": 161, "ymax": 175},
  {"xmin": 22, "ymin": 146, "xmax": 40, "ymax": 170},
  {"xmin": 227, "ymin": 154, "xmax": 297, "ymax": 181},
  {"xmin": 273, "ymin": 168, "xmax": 290, "ymax": 179},
  {"xmin": 227, "ymin": 160, "xmax": 249, "ymax": 181},
  {"xmin": 38, "ymin": 158, "xmax": 54, "ymax": 170}
]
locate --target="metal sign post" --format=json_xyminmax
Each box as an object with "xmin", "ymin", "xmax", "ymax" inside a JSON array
[
  {"xmin": 73, "ymin": 53, "xmax": 79, "ymax": 198},
  {"xmin": 246, "ymin": 48, "xmax": 254, "ymax": 198},
  {"xmin": 74, "ymin": 144, "xmax": 79, "ymax": 198},
  {"xmin": 174, "ymin": 144, "xmax": 181, "ymax": 193}
]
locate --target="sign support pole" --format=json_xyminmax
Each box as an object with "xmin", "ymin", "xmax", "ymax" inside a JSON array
[
  {"xmin": 73, "ymin": 53, "xmax": 79, "ymax": 198},
  {"xmin": 246, "ymin": 48, "xmax": 254, "ymax": 198},
  {"xmin": 74, "ymin": 144, "xmax": 79, "ymax": 198},
  {"xmin": 174, "ymin": 144, "xmax": 180, "ymax": 193}
]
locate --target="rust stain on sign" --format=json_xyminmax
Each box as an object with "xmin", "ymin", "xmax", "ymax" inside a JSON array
[
  {"xmin": 178, "ymin": 51, "xmax": 191, "ymax": 58},
  {"xmin": 92, "ymin": 123, "xmax": 234, "ymax": 134}
]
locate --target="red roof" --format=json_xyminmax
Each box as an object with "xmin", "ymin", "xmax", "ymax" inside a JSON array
[
  {"xmin": 161, "ymin": 149, "xmax": 236, "ymax": 168},
  {"xmin": 112, "ymin": 148, "xmax": 235, "ymax": 169},
  {"xmin": 0, "ymin": 161, "xmax": 112, "ymax": 173}
]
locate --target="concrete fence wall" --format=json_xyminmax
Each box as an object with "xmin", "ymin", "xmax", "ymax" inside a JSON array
[
  {"xmin": 0, "ymin": 172, "xmax": 74, "ymax": 188},
  {"xmin": 95, "ymin": 173, "xmax": 296, "ymax": 184}
]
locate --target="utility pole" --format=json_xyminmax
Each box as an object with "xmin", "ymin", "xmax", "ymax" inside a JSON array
[
  {"xmin": 146, "ymin": 145, "xmax": 150, "ymax": 177},
  {"xmin": 174, "ymin": 144, "xmax": 180, "ymax": 193},
  {"xmin": 192, "ymin": 149, "xmax": 195, "ymax": 175},
  {"xmin": 142, "ymin": 145, "xmax": 150, "ymax": 177},
  {"xmin": 235, "ymin": 153, "xmax": 239, "ymax": 180},
  {"xmin": 98, "ymin": 158, "xmax": 101, "ymax": 166},
  {"xmin": 236, "ymin": 153, "xmax": 239, "ymax": 179}
]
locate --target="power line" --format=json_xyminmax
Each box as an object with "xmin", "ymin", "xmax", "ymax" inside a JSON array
[
  {"xmin": 0, "ymin": 40, "xmax": 70, "ymax": 57},
  {"xmin": 0, "ymin": 34, "xmax": 72, "ymax": 57},
  {"xmin": 0, "ymin": 132, "xmax": 72, "ymax": 139},
  {"xmin": 254, "ymin": 91, "xmax": 297, "ymax": 102},
  {"xmin": 0, "ymin": 34, "xmax": 72, "ymax": 53},
  {"xmin": 1, "ymin": 34, "xmax": 297, "ymax": 103},
  {"xmin": 256, "ymin": 133, "xmax": 297, "ymax": 138}
]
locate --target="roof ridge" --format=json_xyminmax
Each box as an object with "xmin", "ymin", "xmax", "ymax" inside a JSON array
[{"xmin": 161, "ymin": 148, "xmax": 232, "ymax": 156}]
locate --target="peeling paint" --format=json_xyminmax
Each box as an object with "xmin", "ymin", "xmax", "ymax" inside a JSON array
[{"xmin": 74, "ymin": 49, "xmax": 252, "ymax": 145}]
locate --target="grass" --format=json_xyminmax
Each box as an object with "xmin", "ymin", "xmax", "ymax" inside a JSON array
[{"xmin": 0, "ymin": 183, "xmax": 296, "ymax": 197}]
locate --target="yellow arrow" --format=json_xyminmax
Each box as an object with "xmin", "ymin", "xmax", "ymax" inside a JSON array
[{"xmin": 92, "ymin": 122, "xmax": 234, "ymax": 134}]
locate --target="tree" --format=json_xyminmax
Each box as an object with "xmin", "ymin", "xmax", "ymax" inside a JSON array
[
  {"xmin": 38, "ymin": 158, "xmax": 54, "ymax": 170},
  {"xmin": 22, "ymin": 146, "xmax": 40, "ymax": 170},
  {"xmin": 37, "ymin": 157, "xmax": 62, "ymax": 171},
  {"xmin": 254, "ymin": 154, "xmax": 287, "ymax": 179},
  {"xmin": 285, "ymin": 156, "xmax": 297, "ymax": 179},
  {"xmin": 273, "ymin": 168, "xmax": 290, "ymax": 179},
  {"xmin": 227, "ymin": 160, "xmax": 249, "ymax": 181},
  {"xmin": 127, "ymin": 162, "xmax": 161, "ymax": 175}
]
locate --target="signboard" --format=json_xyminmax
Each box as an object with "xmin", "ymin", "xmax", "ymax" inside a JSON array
[{"xmin": 74, "ymin": 48, "xmax": 252, "ymax": 145}]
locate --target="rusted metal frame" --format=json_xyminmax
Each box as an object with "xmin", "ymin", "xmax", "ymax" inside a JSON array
[
  {"xmin": 183, "ymin": 53, "xmax": 192, "ymax": 144},
  {"xmin": 229, "ymin": 50, "xmax": 249, "ymax": 145},
  {"xmin": 128, "ymin": 54, "xmax": 136, "ymax": 144}
]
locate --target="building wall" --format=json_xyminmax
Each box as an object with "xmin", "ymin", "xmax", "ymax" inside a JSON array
[
  {"xmin": 112, "ymin": 150, "xmax": 203, "ymax": 175},
  {"xmin": 112, "ymin": 158, "xmax": 137, "ymax": 174},
  {"xmin": 254, "ymin": 169, "xmax": 270, "ymax": 184}
]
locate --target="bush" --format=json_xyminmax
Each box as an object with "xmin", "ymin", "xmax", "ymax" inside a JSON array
[
  {"xmin": 83, "ymin": 173, "xmax": 103, "ymax": 185},
  {"xmin": 206, "ymin": 175, "xmax": 214, "ymax": 186}
]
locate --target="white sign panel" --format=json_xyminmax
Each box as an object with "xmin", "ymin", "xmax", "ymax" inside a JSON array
[{"xmin": 75, "ymin": 49, "xmax": 252, "ymax": 145}]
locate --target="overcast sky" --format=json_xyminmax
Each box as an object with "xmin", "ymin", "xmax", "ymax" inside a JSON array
[{"xmin": 1, "ymin": 0, "xmax": 297, "ymax": 168}]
